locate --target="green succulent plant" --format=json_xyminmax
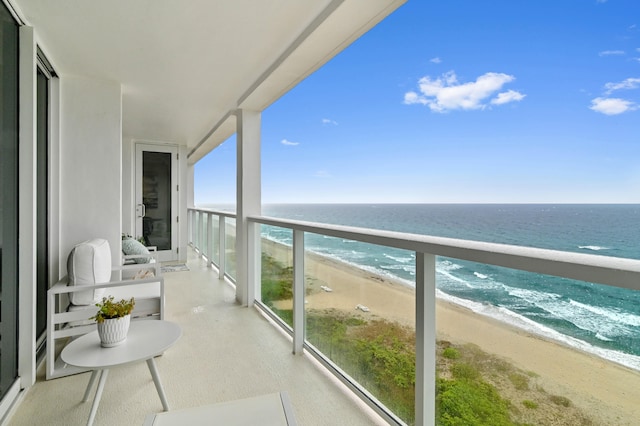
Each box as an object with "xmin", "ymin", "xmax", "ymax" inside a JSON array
[{"xmin": 91, "ymin": 296, "xmax": 135, "ymax": 323}]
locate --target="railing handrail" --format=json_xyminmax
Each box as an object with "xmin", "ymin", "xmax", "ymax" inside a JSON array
[
  {"xmin": 190, "ymin": 206, "xmax": 237, "ymax": 219},
  {"xmin": 248, "ymin": 214, "xmax": 640, "ymax": 291},
  {"xmin": 188, "ymin": 207, "xmax": 640, "ymax": 291}
]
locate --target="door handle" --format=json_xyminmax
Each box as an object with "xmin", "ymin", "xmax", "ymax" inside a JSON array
[{"xmin": 137, "ymin": 204, "xmax": 146, "ymax": 218}]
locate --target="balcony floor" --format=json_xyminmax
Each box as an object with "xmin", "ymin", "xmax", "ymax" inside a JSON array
[{"xmin": 9, "ymin": 248, "xmax": 385, "ymax": 425}]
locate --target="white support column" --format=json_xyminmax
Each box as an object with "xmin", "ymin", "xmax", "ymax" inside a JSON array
[
  {"xmin": 415, "ymin": 252, "xmax": 436, "ymax": 426},
  {"xmin": 235, "ymin": 109, "xmax": 261, "ymax": 306},
  {"xmin": 292, "ymin": 229, "xmax": 305, "ymax": 354}
]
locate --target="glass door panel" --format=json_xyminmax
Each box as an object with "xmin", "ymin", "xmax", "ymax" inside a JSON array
[
  {"xmin": 142, "ymin": 152, "xmax": 172, "ymax": 250},
  {"xmin": 36, "ymin": 68, "xmax": 49, "ymax": 350},
  {"xmin": 135, "ymin": 144, "xmax": 178, "ymax": 261},
  {"xmin": 0, "ymin": 1, "xmax": 20, "ymax": 400}
]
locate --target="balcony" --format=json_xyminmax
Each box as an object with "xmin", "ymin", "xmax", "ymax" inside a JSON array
[
  {"xmin": 188, "ymin": 207, "xmax": 640, "ymax": 425},
  {"xmin": 9, "ymin": 246, "xmax": 385, "ymax": 425},
  {"xmin": 10, "ymin": 208, "xmax": 640, "ymax": 425}
]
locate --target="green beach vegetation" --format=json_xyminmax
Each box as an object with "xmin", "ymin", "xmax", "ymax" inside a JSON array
[{"xmin": 260, "ymin": 253, "xmax": 594, "ymax": 425}]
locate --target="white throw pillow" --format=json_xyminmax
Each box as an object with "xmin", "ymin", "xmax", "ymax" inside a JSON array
[
  {"xmin": 67, "ymin": 239, "xmax": 111, "ymax": 305},
  {"xmin": 122, "ymin": 237, "xmax": 151, "ymax": 264}
]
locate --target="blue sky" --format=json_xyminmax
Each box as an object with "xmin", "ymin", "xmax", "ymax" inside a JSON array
[{"xmin": 195, "ymin": 0, "xmax": 640, "ymax": 205}]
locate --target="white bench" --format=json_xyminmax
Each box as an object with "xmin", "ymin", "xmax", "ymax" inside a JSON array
[
  {"xmin": 46, "ymin": 239, "xmax": 165, "ymax": 380},
  {"xmin": 143, "ymin": 392, "xmax": 297, "ymax": 426}
]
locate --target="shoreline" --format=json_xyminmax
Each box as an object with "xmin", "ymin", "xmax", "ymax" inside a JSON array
[{"xmin": 262, "ymin": 237, "xmax": 640, "ymax": 424}]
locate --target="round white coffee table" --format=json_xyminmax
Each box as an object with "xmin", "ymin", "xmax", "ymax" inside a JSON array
[{"xmin": 61, "ymin": 320, "xmax": 182, "ymax": 426}]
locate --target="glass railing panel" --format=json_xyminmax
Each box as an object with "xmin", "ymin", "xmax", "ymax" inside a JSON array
[
  {"xmin": 202, "ymin": 213, "xmax": 209, "ymax": 258},
  {"xmin": 224, "ymin": 217, "xmax": 236, "ymax": 280},
  {"xmin": 259, "ymin": 224, "xmax": 294, "ymax": 326},
  {"xmin": 302, "ymin": 233, "xmax": 417, "ymax": 424},
  {"xmin": 196, "ymin": 211, "xmax": 203, "ymax": 250},
  {"xmin": 212, "ymin": 214, "xmax": 220, "ymax": 267},
  {"xmin": 434, "ymin": 258, "xmax": 640, "ymax": 425}
]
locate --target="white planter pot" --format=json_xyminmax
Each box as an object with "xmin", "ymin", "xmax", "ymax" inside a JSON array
[{"xmin": 97, "ymin": 315, "xmax": 131, "ymax": 347}]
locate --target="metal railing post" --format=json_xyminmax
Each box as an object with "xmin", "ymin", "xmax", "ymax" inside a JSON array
[
  {"xmin": 292, "ymin": 229, "xmax": 305, "ymax": 354},
  {"xmin": 218, "ymin": 215, "xmax": 226, "ymax": 279},
  {"xmin": 415, "ymin": 252, "xmax": 436, "ymax": 426}
]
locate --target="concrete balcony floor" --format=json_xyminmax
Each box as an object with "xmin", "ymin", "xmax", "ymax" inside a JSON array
[{"xmin": 8, "ymin": 248, "xmax": 385, "ymax": 425}]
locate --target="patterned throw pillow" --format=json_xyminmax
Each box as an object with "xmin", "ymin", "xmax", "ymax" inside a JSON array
[{"xmin": 122, "ymin": 237, "xmax": 151, "ymax": 264}]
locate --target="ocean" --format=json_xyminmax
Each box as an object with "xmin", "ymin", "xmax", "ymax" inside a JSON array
[{"xmin": 251, "ymin": 204, "xmax": 640, "ymax": 371}]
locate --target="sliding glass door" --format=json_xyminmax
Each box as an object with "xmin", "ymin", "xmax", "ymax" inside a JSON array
[
  {"xmin": 36, "ymin": 67, "xmax": 50, "ymax": 357},
  {"xmin": 0, "ymin": 1, "xmax": 20, "ymax": 400}
]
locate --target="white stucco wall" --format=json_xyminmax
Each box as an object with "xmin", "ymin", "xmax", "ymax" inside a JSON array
[{"xmin": 59, "ymin": 75, "xmax": 122, "ymax": 271}]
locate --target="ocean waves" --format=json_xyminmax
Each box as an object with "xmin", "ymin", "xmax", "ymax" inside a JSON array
[
  {"xmin": 259, "ymin": 204, "xmax": 640, "ymax": 371},
  {"xmin": 436, "ymin": 290, "xmax": 640, "ymax": 371}
]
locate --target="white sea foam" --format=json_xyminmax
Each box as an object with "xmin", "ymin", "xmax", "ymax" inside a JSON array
[
  {"xmin": 381, "ymin": 264, "xmax": 416, "ymax": 275},
  {"xmin": 569, "ymin": 299, "xmax": 640, "ymax": 327},
  {"xmin": 263, "ymin": 234, "xmax": 293, "ymax": 247},
  {"xmin": 438, "ymin": 260, "xmax": 464, "ymax": 272},
  {"xmin": 437, "ymin": 267, "xmax": 473, "ymax": 288},
  {"xmin": 507, "ymin": 287, "xmax": 633, "ymax": 338},
  {"xmin": 383, "ymin": 253, "xmax": 414, "ymax": 263},
  {"xmin": 578, "ymin": 245, "xmax": 608, "ymax": 251},
  {"xmin": 596, "ymin": 332, "xmax": 613, "ymax": 342},
  {"xmin": 474, "ymin": 272, "xmax": 488, "ymax": 279},
  {"xmin": 436, "ymin": 290, "xmax": 640, "ymax": 371}
]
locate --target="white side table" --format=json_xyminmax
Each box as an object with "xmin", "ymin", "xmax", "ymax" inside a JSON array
[{"xmin": 61, "ymin": 320, "xmax": 182, "ymax": 426}]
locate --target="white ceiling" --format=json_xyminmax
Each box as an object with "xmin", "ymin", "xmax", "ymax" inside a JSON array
[{"xmin": 13, "ymin": 0, "xmax": 405, "ymax": 163}]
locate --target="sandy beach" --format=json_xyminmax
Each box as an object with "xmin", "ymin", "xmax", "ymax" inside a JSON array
[{"xmin": 262, "ymin": 238, "xmax": 640, "ymax": 425}]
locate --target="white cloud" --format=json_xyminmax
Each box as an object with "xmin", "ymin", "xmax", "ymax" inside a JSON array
[
  {"xmin": 314, "ymin": 170, "xmax": 331, "ymax": 178},
  {"xmin": 322, "ymin": 118, "xmax": 338, "ymax": 126},
  {"xmin": 590, "ymin": 97, "xmax": 637, "ymax": 115},
  {"xmin": 604, "ymin": 77, "xmax": 640, "ymax": 94},
  {"xmin": 491, "ymin": 90, "xmax": 526, "ymax": 105},
  {"xmin": 281, "ymin": 139, "xmax": 299, "ymax": 146},
  {"xmin": 404, "ymin": 71, "xmax": 523, "ymax": 112},
  {"xmin": 598, "ymin": 50, "xmax": 625, "ymax": 57},
  {"xmin": 430, "ymin": 57, "xmax": 442, "ymax": 64}
]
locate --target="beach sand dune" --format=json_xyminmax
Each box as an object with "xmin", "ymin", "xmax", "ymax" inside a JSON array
[{"xmin": 262, "ymin": 238, "xmax": 640, "ymax": 425}]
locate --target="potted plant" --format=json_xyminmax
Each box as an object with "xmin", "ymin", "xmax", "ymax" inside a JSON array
[{"xmin": 91, "ymin": 296, "xmax": 135, "ymax": 347}]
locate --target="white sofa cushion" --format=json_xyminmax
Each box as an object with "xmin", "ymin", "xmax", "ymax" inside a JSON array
[{"xmin": 67, "ymin": 238, "xmax": 111, "ymax": 305}]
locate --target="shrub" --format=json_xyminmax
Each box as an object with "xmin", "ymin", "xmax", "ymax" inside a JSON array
[
  {"xmin": 522, "ymin": 400, "xmax": 539, "ymax": 409},
  {"xmin": 508, "ymin": 372, "xmax": 530, "ymax": 390},
  {"xmin": 261, "ymin": 254, "xmax": 293, "ymax": 303},
  {"xmin": 442, "ymin": 347, "xmax": 460, "ymax": 359},
  {"xmin": 451, "ymin": 363, "xmax": 480, "ymax": 381},
  {"xmin": 437, "ymin": 377, "xmax": 512, "ymax": 426}
]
